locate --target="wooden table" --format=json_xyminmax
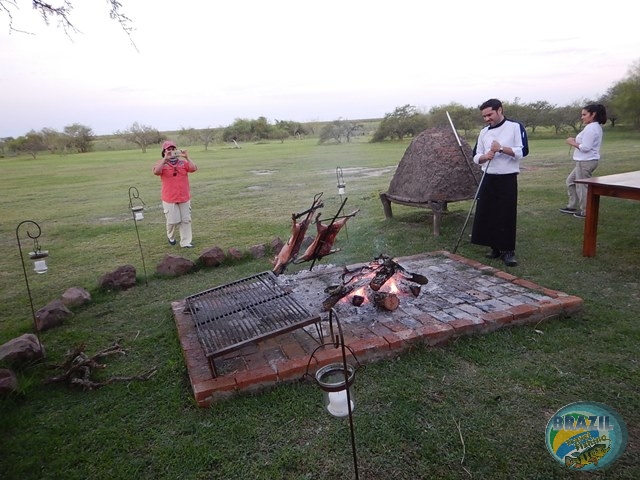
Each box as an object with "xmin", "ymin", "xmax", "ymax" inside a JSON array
[{"xmin": 575, "ymin": 170, "xmax": 640, "ymax": 256}]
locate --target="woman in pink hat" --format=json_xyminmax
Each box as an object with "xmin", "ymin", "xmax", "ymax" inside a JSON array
[{"xmin": 152, "ymin": 140, "xmax": 198, "ymax": 247}]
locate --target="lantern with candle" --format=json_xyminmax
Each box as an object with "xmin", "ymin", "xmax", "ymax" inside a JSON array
[
  {"xmin": 336, "ymin": 166, "xmax": 346, "ymax": 197},
  {"xmin": 128, "ymin": 186, "xmax": 149, "ymax": 285},
  {"xmin": 304, "ymin": 308, "xmax": 362, "ymax": 479},
  {"xmin": 15, "ymin": 220, "xmax": 49, "ymax": 353}
]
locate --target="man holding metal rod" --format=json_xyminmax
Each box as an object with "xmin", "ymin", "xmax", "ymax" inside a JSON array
[{"xmin": 470, "ymin": 99, "xmax": 528, "ymax": 267}]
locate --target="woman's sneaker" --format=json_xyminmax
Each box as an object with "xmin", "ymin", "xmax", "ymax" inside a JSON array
[{"xmin": 559, "ymin": 207, "xmax": 577, "ymax": 215}]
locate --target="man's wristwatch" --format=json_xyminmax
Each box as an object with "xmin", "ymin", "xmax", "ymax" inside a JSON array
[{"xmin": 498, "ymin": 148, "xmax": 504, "ymax": 154}]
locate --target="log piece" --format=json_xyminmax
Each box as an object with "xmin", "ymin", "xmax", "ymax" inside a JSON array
[
  {"xmin": 322, "ymin": 285, "xmax": 355, "ymax": 311},
  {"xmin": 351, "ymin": 295, "xmax": 365, "ymax": 307},
  {"xmin": 372, "ymin": 292, "xmax": 399, "ymax": 311}
]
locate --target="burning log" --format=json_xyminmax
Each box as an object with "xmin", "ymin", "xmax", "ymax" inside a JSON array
[
  {"xmin": 320, "ymin": 255, "xmax": 429, "ymax": 311},
  {"xmin": 369, "ymin": 255, "xmax": 429, "ymax": 291},
  {"xmin": 372, "ymin": 291, "xmax": 399, "ymax": 311},
  {"xmin": 322, "ymin": 284, "xmax": 355, "ymax": 311}
]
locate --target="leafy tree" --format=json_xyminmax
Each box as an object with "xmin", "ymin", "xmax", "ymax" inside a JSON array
[
  {"xmin": 371, "ymin": 104, "xmax": 429, "ymax": 141},
  {"xmin": 608, "ymin": 59, "xmax": 640, "ymax": 128},
  {"xmin": 223, "ymin": 118, "xmax": 253, "ymax": 143},
  {"xmin": 522, "ymin": 100, "xmax": 556, "ymax": 133},
  {"xmin": 318, "ymin": 119, "xmax": 346, "ymax": 144},
  {"xmin": 63, "ymin": 123, "xmax": 94, "ymax": 153},
  {"xmin": 115, "ymin": 122, "xmax": 161, "ymax": 153},
  {"xmin": 0, "ymin": 136, "xmax": 11, "ymax": 157},
  {"xmin": 274, "ymin": 120, "xmax": 307, "ymax": 137},
  {"xmin": 318, "ymin": 118, "xmax": 362, "ymax": 144},
  {"xmin": 198, "ymin": 127, "xmax": 218, "ymax": 150},
  {"xmin": 428, "ymin": 103, "xmax": 478, "ymax": 136},
  {"xmin": 252, "ymin": 116, "xmax": 273, "ymax": 140},
  {"xmin": 7, "ymin": 130, "xmax": 46, "ymax": 158},
  {"xmin": 272, "ymin": 128, "xmax": 289, "ymax": 144},
  {"xmin": 40, "ymin": 127, "xmax": 64, "ymax": 153},
  {"xmin": 179, "ymin": 127, "xmax": 200, "ymax": 146},
  {"xmin": 180, "ymin": 126, "xmax": 219, "ymax": 150}
]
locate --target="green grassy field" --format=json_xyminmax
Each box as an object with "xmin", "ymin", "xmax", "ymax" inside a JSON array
[{"xmin": 1, "ymin": 130, "xmax": 639, "ymax": 479}]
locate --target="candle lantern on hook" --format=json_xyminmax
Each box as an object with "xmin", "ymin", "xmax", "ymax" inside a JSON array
[
  {"xmin": 305, "ymin": 308, "xmax": 362, "ymax": 479},
  {"xmin": 336, "ymin": 167, "xmax": 346, "ymax": 197},
  {"xmin": 15, "ymin": 220, "xmax": 49, "ymax": 353},
  {"xmin": 128, "ymin": 186, "xmax": 148, "ymax": 285}
]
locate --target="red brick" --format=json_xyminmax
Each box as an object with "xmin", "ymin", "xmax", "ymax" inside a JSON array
[
  {"xmin": 382, "ymin": 320, "xmax": 412, "ymax": 333},
  {"xmin": 277, "ymin": 357, "xmax": 315, "ymax": 382},
  {"xmin": 480, "ymin": 310, "xmax": 514, "ymax": 330},
  {"xmin": 193, "ymin": 377, "xmax": 236, "ymax": 406},
  {"xmin": 416, "ymin": 321, "xmax": 455, "ymax": 345},
  {"xmin": 448, "ymin": 317, "xmax": 482, "ymax": 336},
  {"xmin": 348, "ymin": 336, "xmax": 389, "ymax": 358},
  {"xmin": 493, "ymin": 270, "xmax": 518, "ymax": 281},
  {"xmin": 279, "ymin": 338, "xmax": 307, "ymax": 360},
  {"xmin": 393, "ymin": 329, "xmax": 422, "ymax": 344},
  {"xmin": 313, "ymin": 346, "xmax": 344, "ymax": 367},
  {"xmin": 538, "ymin": 299, "xmax": 566, "ymax": 318},
  {"xmin": 234, "ymin": 366, "xmax": 278, "ymax": 390},
  {"xmin": 243, "ymin": 351, "xmax": 270, "ymax": 371},
  {"xmin": 540, "ymin": 288, "xmax": 563, "ymax": 298},
  {"xmin": 187, "ymin": 361, "xmax": 214, "ymax": 384},
  {"xmin": 512, "ymin": 278, "xmax": 544, "ymax": 291},
  {"xmin": 556, "ymin": 295, "xmax": 584, "ymax": 315},
  {"xmin": 365, "ymin": 321, "xmax": 396, "ymax": 338},
  {"xmin": 510, "ymin": 303, "xmax": 540, "ymax": 320},
  {"xmin": 382, "ymin": 332, "xmax": 405, "ymax": 351}
]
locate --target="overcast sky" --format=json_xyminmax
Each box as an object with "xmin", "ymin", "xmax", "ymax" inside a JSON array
[{"xmin": 1, "ymin": 0, "xmax": 638, "ymax": 138}]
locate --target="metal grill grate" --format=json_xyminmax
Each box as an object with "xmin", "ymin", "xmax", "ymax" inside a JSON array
[{"xmin": 184, "ymin": 271, "xmax": 321, "ymax": 374}]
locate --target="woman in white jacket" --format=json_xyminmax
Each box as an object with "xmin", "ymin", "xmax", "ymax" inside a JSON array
[{"xmin": 560, "ymin": 104, "xmax": 607, "ymax": 218}]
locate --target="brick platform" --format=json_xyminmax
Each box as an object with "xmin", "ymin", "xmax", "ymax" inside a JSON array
[{"xmin": 172, "ymin": 251, "xmax": 583, "ymax": 407}]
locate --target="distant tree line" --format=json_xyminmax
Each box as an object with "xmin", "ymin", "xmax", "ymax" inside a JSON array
[
  {"xmin": 371, "ymin": 60, "xmax": 640, "ymax": 142},
  {"xmin": 0, "ymin": 123, "xmax": 95, "ymax": 158},
  {"xmin": 221, "ymin": 117, "xmax": 307, "ymax": 143},
  {"xmin": 2, "ymin": 59, "xmax": 640, "ymax": 157}
]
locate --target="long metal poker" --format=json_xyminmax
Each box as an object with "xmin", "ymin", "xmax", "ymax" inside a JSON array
[
  {"xmin": 446, "ymin": 111, "xmax": 479, "ymax": 186},
  {"xmin": 452, "ymin": 158, "xmax": 491, "ymax": 254}
]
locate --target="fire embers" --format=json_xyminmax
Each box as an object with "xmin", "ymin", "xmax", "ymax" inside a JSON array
[{"xmin": 322, "ymin": 255, "xmax": 428, "ymax": 312}]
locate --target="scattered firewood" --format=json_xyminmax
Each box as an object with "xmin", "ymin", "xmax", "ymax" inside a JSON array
[
  {"xmin": 322, "ymin": 284, "xmax": 355, "ymax": 311},
  {"xmin": 409, "ymin": 285, "xmax": 422, "ymax": 297},
  {"xmin": 44, "ymin": 341, "xmax": 157, "ymax": 390},
  {"xmin": 372, "ymin": 291, "xmax": 400, "ymax": 311}
]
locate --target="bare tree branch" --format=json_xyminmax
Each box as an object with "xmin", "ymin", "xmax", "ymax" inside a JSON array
[{"xmin": 2, "ymin": 1, "xmax": 137, "ymax": 50}]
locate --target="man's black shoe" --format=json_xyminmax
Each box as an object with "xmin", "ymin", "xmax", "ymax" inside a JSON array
[
  {"xmin": 502, "ymin": 251, "xmax": 518, "ymax": 267},
  {"xmin": 485, "ymin": 248, "xmax": 501, "ymax": 259},
  {"xmin": 168, "ymin": 238, "xmax": 177, "ymax": 246}
]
